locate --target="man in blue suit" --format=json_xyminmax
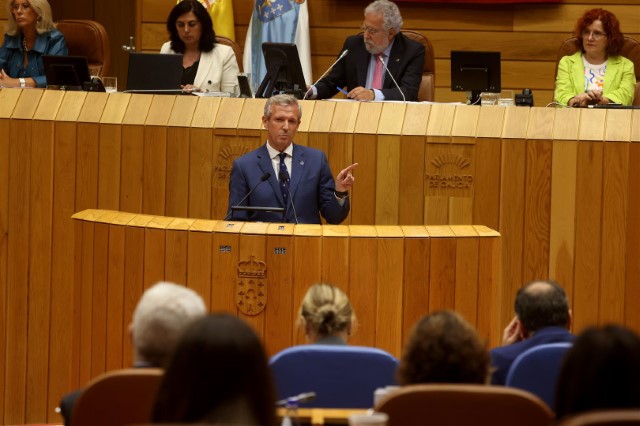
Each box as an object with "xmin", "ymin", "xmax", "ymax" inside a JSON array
[
  {"xmin": 490, "ymin": 280, "xmax": 575, "ymax": 385},
  {"xmin": 227, "ymin": 94, "xmax": 358, "ymax": 224}
]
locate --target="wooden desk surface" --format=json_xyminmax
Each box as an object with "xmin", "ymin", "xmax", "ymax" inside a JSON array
[{"xmin": 277, "ymin": 407, "xmax": 369, "ymax": 425}]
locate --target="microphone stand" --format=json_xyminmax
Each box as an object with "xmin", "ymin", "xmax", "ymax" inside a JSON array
[
  {"xmin": 379, "ymin": 56, "xmax": 406, "ymax": 102},
  {"xmin": 303, "ymin": 50, "xmax": 349, "ymax": 100}
]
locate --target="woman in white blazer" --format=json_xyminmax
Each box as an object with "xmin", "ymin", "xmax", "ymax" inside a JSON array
[{"xmin": 162, "ymin": 0, "xmax": 239, "ymax": 94}]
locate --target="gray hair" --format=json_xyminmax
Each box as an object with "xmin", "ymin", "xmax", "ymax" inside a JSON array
[
  {"xmin": 132, "ymin": 281, "xmax": 206, "ymax": 367},
  {"xmin": 364, "ymin": 0, "xmax": 403, "ymax": 32},
  {"xmin": 6, "ymin": 0, "xmax": 56, "ymax": 36},
  {"xmin": 263, "ymin": 93, "xmax": 302, "ymax": 120}
]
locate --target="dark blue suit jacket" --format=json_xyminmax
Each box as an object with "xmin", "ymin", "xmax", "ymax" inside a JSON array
[
  {"xmin": 314, "ymin": 32, "xmax": 425, "ymax": 102},
  {"xmin": 490, "ymin": 326, "xmax": 575, "ymax": 385},
  {"xmin": 227, "ymin": 144, "xmax": 349, "ymax": 224}
]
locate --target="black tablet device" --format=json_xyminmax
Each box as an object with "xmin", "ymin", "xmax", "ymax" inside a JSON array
[{"xmin": 42, "ymin": 55, "xmax": 91, "ymax": 90}]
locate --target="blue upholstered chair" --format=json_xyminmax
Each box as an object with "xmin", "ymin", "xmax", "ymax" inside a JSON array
[
  {"xmin": 270, "ymin": 345, "xmax": 399, "ymax": 408},
  {"xmin": 506, "ymin": 342, "xmax": 573, "ymax": 409}
]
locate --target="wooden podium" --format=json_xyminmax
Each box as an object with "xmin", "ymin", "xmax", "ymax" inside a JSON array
[{"xmin": 70, "ymin": 209, "xmax": 502, "ymax": 389}]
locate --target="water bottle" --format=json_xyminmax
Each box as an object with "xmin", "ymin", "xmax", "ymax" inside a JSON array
[{"xmin": 280, "ymin": 397, "xmax": 299, "ymax": 426}]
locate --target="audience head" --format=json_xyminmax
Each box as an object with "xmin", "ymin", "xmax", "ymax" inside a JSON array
[
  {"xmin": 298, "ymin": 283, "xmax": 355, "ymax": 343},
  {"xmin": 555, "ymin": 325, "xmax": 640, "ymax": 418},
  {"xmin": 131, "ymin": 281, "xmax": 206, "ymax": 367},
  {"xmin": 7, "ymin": 0, "xmax": 56, "ymax": 36},
  {"xmin": 515, "ymin": 280, "xmax": 570, "ymax": 337},
  {"xmin": 574, "ymin": 8, "xmax": 624, "ymax": 57},
  {"xmin": 362, "ymin": 0, "xmax": 402, "ymax": 54},
  {"xmin": 152, "ymin": 314, "xmax": 277, "ymax": 426},
  {"xmin": 397, "ymin": 310, "xmax": 489, "ymax": 385},
  {"xmin": 166, "ymin": 0, "xmax": 216, "ymax": 54}
]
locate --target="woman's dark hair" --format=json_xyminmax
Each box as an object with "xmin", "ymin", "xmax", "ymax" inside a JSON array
[
  {"xmin": 555, "ymin": 325, "xmax": 640, "ymax": 418},
  {"xmin": 397, "ymin": 311, "xmax": 489, "ymax": 385},
  {"xmin": 152, "ymin": 314, "xmax": 277, "ymax": 426},
  {"xmin": 166, "ymin": 0, "xmax": 216, "ymax": 53},
  {"xmin": 574, "ymin": 8, "xmax": 625, "ymax": 56}
]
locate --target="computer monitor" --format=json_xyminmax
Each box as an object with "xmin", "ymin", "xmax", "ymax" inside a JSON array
[
  {"xmin": 450, "ymin": 51, "xmax": 501, "ymax": 105},
  {"xmin": 125, "ymin": 52, "xmax": 184, "ymax": 93},
  {"xmin": 255, "ymin": 43, "xmax": 307, "ymax": 99},
  {"xmin": 42, "ymin": 55, "xmax": 91, "ymax": 91}
]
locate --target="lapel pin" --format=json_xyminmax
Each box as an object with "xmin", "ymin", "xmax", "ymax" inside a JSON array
[{"xmin": 300, "ymin": 160, "xmax": 304, "ymax": 166}]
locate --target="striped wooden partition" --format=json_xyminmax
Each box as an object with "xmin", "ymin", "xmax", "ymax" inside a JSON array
[
  {"xmin": 1, "ymin": 89, "xmax": 640, "ymax": 423},
  {"xmin": 71, "ymin": 209, "xmax": 502, "ymax": 370}
]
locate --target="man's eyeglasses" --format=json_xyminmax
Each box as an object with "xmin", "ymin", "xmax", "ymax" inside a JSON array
[
  {"xmin": 581, "ymin": 29, "xmax": 607, "ymax": 40},
  {"xmin": 360, "ymin": 25, "xmax": 383, "ymax": 36}
]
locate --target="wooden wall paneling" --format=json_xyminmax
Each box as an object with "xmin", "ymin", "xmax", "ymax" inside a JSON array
[
  {"xmin": 120, "ymin": 94, "xmax": 153, "ymax": 214},
  {"xmin": 328, "ymin": 102, "xmax": 358, "ymax": 224},
  {"xmin": 165, "ymin": 218, "xmax": 194, "ymax": 284},
  {"xmin": 143, "ymin": 216, "xmax": 173, "ymax": 289},
  {"xmin": 400, "ymin": 226, "xmax": 431, "ymax": 347},
  {"xmin": 76, "ymin": 93, "xmax": 108, "ymax": 213},
  {"xmin": 264, "ymin": 224, "xmax": 295, "ymax": 356},
  {"xmin": 626, "ymin": 139, "xmax": 640, "ymax": 333},
  {"xmin": 347, "ymin": 226, "xmax": 378, "ymax": 348},
  {"xmin": 307, "ymin": 101, "xmax": 335, "ymax": 157},
  {"xmin": 475, "ymin": 226, "xmax": 502, "ymax": 348},
  {"xmin": 451, "ymin": 227, "xmax": 480, "ymax": 327},
  {"xmin": 375, "ymin": 104, "xmax": 405, "ymax": 225},
  {"xmin": 498, "ymin": 106, "xmax": 529, "ymax": 327},
  {"xmin": 399, "ymin": 104, "xmax": 429, "ymax": 225},
  {"xmin": 473, "ymin": 107, "xmax": 505, "ymax": 230},
  {"xmin": 99, "ymin": 95, "xmax": 131, "ymax": 210},
  {"xmin": 105, "ymin": 214, "xmax": 133, "ymax": 372},
  {"xmin": 212, "ymin": 98, "xmax": 244, "ymax": 220},
  {"xmin": 351, "ymin": 103, "xmax": 382, "ymax": 225},
  {"xmin": 187, "ymin": 221, "xmax": 216, "ymax": 309},
  {"xmin": 599, "ymin": 139, "xmax": 630, "ymax": 325},
  {"xmin": 122, "ymin": 215, "xmax": 152, "ymax": 368},
  {"xmin": 549, "ymin": 108, "xmax": 580, "ymax": 300},
  {"xmin": 448, "ymin": 106, "xmax": 478, "ymax": 225},
  {"xmin": 522, "ymin": 116, "xmax": 554, "ymax": 282},
  {"xmin": 166, "ymin": 96, "xmax": 195, "ymax": 218},
  {"xmin": 146, "ymin": 95, "xmax": 176, "ymax": 217},
  {"xmin": 25, "ymin": 90, "xmax": 63, "ymax": 421},
  {"xmin": 375, "ymin": 227, "xmax": 405, "ymax": 357},
  {"xmin": 5, "ymin": 89, "xmax": 41, "ymax": 424},
  {"xmin": 513, "ymin": 4, "xmax": 640, "ymax": 33},
  {"xmin": 189, "ymin": 97, "xmax": 220, "ymax": 219},
  {"xmin": 572, "ymin": 140, "xmax": 603, "ymax": 332},
  {"xmin": 291, "ymin": 225, "xmax": 322, "ymax": 345},
  {"xmin": 237, "ymin": 223, "xmax": 269, "ymax": 338},
  {"xmin": 211, "ymin": 222, "xmax": 242, "ymax": 314},
  {"xmin": 321, "ymin": 225, "xmax": 350, "ymax": 289},
  {"xmin": 426, "ymin": 226, "xmax": 457, "ymax": 314}
]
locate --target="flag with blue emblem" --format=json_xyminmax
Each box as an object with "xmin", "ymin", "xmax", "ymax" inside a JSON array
[{"xmin": 243, "ymin": 0, "xmax": 312, "ymax": 92}]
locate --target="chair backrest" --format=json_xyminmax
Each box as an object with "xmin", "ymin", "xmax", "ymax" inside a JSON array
[
  {"xmin": 216, "ymin": 35, "xmax": 243, "ymax": 72},
  {"xmin": 556, "ymin": 409, "xmax": 640, "ymax": 426},
  {"xmin": 71, "ymin": 368, "xmax": 163, "ymax": 426},
  {"xmin": 56, "ymin": 19, "xmax": 110, "ymax": 77},
  {"xmin": 270, "ymin": 345, "xmax": 399, "ymax": 408},
  {"xmin": 401, "ymin": 30, "xmax": 436, "ymax": 102},
  {"xmin": 505, "ymin": 342, "xmax": 572, "ymax": 409},
  {"xmin": 376, "ymin": 384, "xmax": 553, "ymax": 426},
  {"xmin": 555, "ymin": 35, "xmax": 640, "ymax": 105}
]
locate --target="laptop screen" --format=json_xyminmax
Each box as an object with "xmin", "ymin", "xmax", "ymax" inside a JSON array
[
  {"xmin": 43, "ymin": 55, "xmax": 91, "ymax": 90},
  {"xmin": 126, "ymin": 53, "xmax": 184, "ymax": 92}
]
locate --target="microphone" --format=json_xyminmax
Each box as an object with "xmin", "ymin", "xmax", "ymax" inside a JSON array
[
  {"xmin": 278, "ymin": 170, "xmax": 299, "ymax": 224},
  {"xmin": 276, "ymin": 392, "xmax": 317, "ymax": 406},
  {"xmin": 303, "ymin": 49, "xmax": 349, "ymax": 100},
  {"xmin": 379, "ymin": 55, "xmax": 406, "ymax": 103},
  {"xmin": 225, "ymin": 172, "xmax": 271, "ymax": 220}
]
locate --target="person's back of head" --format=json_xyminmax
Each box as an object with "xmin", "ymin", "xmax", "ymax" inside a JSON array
[
  {"xmin": 397, "ymin": 310, "xmax": 489, "ymax": 385},
  {"xmin": 299, "ymin": 283, "xmax": 356, "ymax": 343},
  {"xmin": 555, "ymin": 325, "xmax": 640, "ymax": 418},
  {"xmin": 515, "ymin": 280, "xmax": 570, "ymax": 336},
  {"xmin": 151, "ymin": 313, "xmax": 277, "ymax": 426},
  {"xmin": 132, "ymin": 281, "xmax": 206, "ymax": 367}
]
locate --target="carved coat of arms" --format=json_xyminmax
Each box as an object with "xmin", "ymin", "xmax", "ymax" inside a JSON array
[{"xmin": 236, "ymin": 255, "xmax": 267, "ymax": 315}]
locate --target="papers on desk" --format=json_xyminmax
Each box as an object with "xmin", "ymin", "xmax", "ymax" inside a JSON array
[{"xmin": 192, "ymin": 91, "xmax": 232, "ymax": 97}]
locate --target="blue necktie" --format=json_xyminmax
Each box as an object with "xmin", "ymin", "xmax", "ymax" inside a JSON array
[{"xmin": 279, "ymin": 152, "xmax": 290, "ymax": 203}]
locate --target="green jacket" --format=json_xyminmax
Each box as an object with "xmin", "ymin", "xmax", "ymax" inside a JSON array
[{"xmin": 554, "ymin": 51, "xmax": 636, "ymax": 106}]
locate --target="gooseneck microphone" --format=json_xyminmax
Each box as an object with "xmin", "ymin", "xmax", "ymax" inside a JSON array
[
  {"xmin": 276, "ymin": 392, "xmax": 317, "ymax": 406},
  {"xmin": 379, "ymin": 55, "xmax": 406, "ymax": 103},
  {"xmin": 279, "ymin": 171, "xmax": 299, "ymax": 224},
  {"xmin": 303, "ymin": 49, "xmax": 349, "ymax": 100},
  {"xmin": 225, "ymin": 172, "xmax": 271, "ymax": 220}
]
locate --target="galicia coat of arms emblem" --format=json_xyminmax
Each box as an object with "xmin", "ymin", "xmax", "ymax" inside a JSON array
[{"xmin": 236, "ymin": 255, "xmax": 267, "ymax": 315}]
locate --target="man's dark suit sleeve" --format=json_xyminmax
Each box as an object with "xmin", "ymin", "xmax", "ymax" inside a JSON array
[
  {"xmin": 317, "ymin": 151, "xmax": 350, "ymax": 224},
  {"xmin": 381, "ymin": 37, "xmax": 425, "ymax": 101},
  {"xmin": 227, "ymin": 160, "xmax": 250, "ymax": 221},
  {"xmin": 313, "ymin": 38, "xmax": 352, "ymax": 100}
]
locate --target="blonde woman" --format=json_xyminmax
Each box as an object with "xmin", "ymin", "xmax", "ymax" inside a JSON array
[
  {"xmin": 299, "ymin": 283, "xmax": 356, "ymax": 345},
  {"xmin": 0, "ymin": 0, "xmax": 67, "ymax": 88}
]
